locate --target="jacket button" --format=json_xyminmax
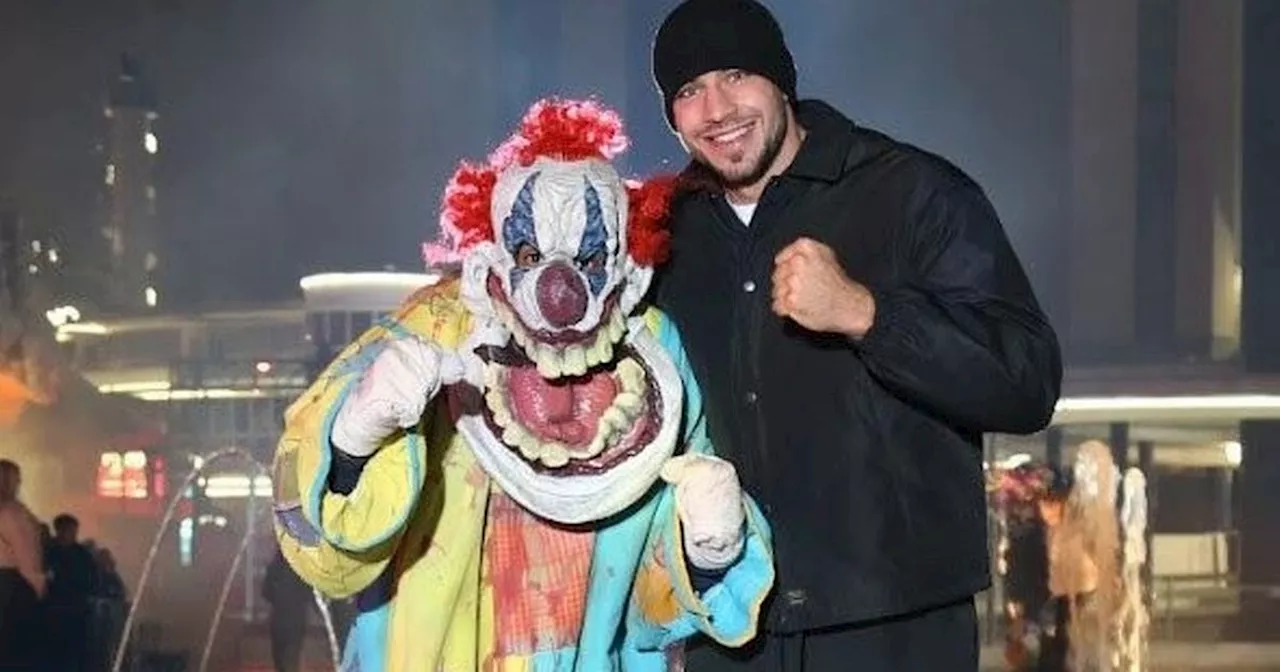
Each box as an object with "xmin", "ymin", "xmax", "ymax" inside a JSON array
[
  {"xmin": 743, "ymin": 280, "xmax": 756, "ymax": 293},
  {"xmin": 784, "ymin": 589, "xmax": 808, "ymax": 606}
]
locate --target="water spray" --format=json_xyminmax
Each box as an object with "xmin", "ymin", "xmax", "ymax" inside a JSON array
[
  {"xmin": 197, "ymin": 520, "xmax": 254, "ymax": 672},
  {"xmin": 313, "ymin": 586, "xmax": 341, "ymax": 668},
  {"xmin": 112, "ymin": 446, "xmax": 341, "ymax": 672},
  {"xmin": 196, "ymin": 510, "xmax": 340, "ymax": 672}
]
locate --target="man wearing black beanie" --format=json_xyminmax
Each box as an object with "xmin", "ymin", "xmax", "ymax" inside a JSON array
[{"xmin": 650, "ymin": 1, "xmax": 1063, "ymax": 670}]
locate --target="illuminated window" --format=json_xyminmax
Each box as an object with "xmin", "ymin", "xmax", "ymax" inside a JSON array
[
  {"xmin": 30, "ymin": 240, "xmax": 41, "ymax": 253},
  {"xmin": 105, "ymin": 164, "xmax": 115, "ymax": 186},
  {"xmin": 123, "ymin": 450, "xmax": 148, "ymax": 499},
  {"xmin": 144, "ymin": 286, "xmax": 158, "ymax": 307},
  {"xmin": 99, "ymin": 450, "xmax": 152, "ymax": 499},
  {"xmin": 47, "ymin": 249, "xmax": 58, "ymax": 264},
  {"xmin": 178, "ymin": 517, "xmax": 193, "ymax": 567},
  {"xmin": 201, "ymin": 474, "xmax": 272, "ymax": 499},
  {"xmin": 144, "ymin": 132, "xmax": 158, "ymax": 154},
  {"xmin": 97, "ymin": 452, "xmax": 124, "ymax": 498}
]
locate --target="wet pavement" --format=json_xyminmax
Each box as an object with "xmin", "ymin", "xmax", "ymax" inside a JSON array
[{"xmin": 980, "ymin": 642, "xmax": 1280, "ymax": 670}]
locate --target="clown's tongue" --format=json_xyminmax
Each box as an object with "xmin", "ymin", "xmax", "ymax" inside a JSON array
[{"xmin": 506, "ymin": 365, "xmax": 618, "ymax": 446}]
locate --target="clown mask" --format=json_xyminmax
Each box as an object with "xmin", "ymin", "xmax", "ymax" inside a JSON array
[{"xmin": 423, "ymin": 99, "xmax": 681, "ymax": 525}]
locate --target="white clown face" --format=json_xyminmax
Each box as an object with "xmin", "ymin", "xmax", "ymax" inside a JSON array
[{"xmin": 454, "ymin": 157, "xmax": 680, "ymax": 525}]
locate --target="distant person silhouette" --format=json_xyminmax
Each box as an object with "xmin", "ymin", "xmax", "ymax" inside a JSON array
[
  {"xmin": 45, "ymin": 513, "xmax": 98, "ymax": 671},
  {"xmin": 263, "ymin": 546, "xmax": 312, "ymax": 672},
  {"xmin": 0, "ymin": 459, "xmax": 45, "ymax": 670}
]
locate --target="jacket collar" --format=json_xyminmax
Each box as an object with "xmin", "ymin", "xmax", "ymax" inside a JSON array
[{"xmin": 784, "ymin": 99, "xmax": 856, "ymax": 183}]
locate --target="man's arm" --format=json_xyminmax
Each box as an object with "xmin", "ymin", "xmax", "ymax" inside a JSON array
[
  {"xmin": 0, "ymin": 505, "xmax": 45, "ymax": 596},
  {"xmin": 854, "ymin": 180, "xmax": 1063, "ymax": 434}
]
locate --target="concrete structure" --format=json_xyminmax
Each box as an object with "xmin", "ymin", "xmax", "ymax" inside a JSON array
[{"xmin": 55, "ymin": 271, "xmax": 438, "ymax": 473}]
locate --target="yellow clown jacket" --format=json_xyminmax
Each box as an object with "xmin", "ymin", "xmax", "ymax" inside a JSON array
[{"xmin": 271, "ymin": 277, "xmax": 775, "ymax": 672}]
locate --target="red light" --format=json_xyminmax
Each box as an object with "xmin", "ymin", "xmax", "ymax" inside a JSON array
[
  {"xmin": 96, "ymin": 452, "xmax": 124, "ymax": 498},
  {"xmin": 122, "ymin": 451, "xmax": 148, "ymax": 499},
  {"xmin": 152, "ymin": 455, "xmax": 167, "ymax": 500}
]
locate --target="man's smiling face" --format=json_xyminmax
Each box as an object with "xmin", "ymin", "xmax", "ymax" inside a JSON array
[{"xmin": 670, "ymin": 68, "xmax": 790, "ymax": 190}]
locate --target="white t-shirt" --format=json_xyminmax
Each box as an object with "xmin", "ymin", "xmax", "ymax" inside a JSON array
[{"xmin": 727, "ymin": 200, "xmax": 757, "ymax": 226}]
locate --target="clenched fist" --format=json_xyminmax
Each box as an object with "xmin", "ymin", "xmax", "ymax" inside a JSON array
[
  {"xmin": 771, "ymin": 237, "xmax": 876, "ymax": 339},
  {"xmin": 660, "ymin": 453, "xmax": 746, "ymax": 571}
]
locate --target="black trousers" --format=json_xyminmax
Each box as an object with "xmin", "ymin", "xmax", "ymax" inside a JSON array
[
  {"xmin": 46, "ymin": 604, "xmax": 91, "ymax": 672},
  {"xmin": 684, "ymin": 597, "xmax": 979, "ymax": 672},
  {"xmin": 0, "ymin": 570, "xmax": 40, "ymax": 671},
  {"xmin": 270, "ymin": 611, "xmax": 308, "ymax": 672}
]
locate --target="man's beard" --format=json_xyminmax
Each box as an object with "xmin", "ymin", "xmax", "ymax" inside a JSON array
[{"xmin": 694, "ymin": 112, "xmax": 788, "ymax": 192}]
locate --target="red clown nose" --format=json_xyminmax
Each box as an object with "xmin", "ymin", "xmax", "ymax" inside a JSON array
[{"xmin": 536, "ymin": 262, "xmax": 589, "ymax": 328}]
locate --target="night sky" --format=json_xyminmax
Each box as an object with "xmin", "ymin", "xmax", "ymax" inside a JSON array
[{"xmin": 0, "ymin": 0, "xmax": 1069, "ymax": 317}]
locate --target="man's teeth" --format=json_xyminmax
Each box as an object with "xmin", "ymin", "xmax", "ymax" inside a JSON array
[
  {"xmin": 709, "ymin": 124, "xmax": 751, "ymax": 144},
  {"xmin": 483, "ymin": 356, "xmax": 649, "ymax": 467}
]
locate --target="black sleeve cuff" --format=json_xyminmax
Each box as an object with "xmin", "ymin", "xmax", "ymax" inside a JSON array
[
  {"xmin": 853, "ymin": 284, "xmax": 907, "ymax": 350},
  {"xmin": 686, "ymin": 560, "xmax": 728, "ymax": 594},
  {"xmin": 327, "ymin": 449, "xmax": 372, "ymax": 495}
]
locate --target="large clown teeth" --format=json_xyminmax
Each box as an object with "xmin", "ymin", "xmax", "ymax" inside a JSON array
[
  {"xmin": 493, "ymin": 297, "xmax": 626, "ymax": 381},
  {"xmin": 482, "ymin": 354, "xmax": 650, "ymax": 467},
  {"xmin": 534, "ymin": 343, "xmax": 562, "ymax": 378},
  {"xmin": 562, "ymin": 345, "xmax": 589, "ymax": 377}
]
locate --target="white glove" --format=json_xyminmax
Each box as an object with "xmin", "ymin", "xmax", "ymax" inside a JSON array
[
  {"xmin": 330, "ymin": 338, "xmax": 477, "ymax": 457},
  {"xmin": 660, "ymin": 453, "xmax": 747, "ymax": 571}
]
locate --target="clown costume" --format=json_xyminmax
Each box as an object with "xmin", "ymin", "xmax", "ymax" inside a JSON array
[{"xmin": 269, "ymin": 98, "xmax": 775, "ymax": 672}]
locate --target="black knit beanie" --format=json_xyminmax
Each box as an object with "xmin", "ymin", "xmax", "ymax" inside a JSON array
[{"xmin": 651, "ymin": 0, "xmax": 797, "ymax": 128}]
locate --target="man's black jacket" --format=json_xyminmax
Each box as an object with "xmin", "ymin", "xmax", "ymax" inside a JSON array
[{"xmin": 653, "ymin": 99, "xmax": 1063, "ymax": 632}]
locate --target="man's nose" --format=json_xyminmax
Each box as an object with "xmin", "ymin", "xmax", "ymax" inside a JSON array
[{"xmin": 701, "ymin": 84, "xmax": 734, "ymax": 121}]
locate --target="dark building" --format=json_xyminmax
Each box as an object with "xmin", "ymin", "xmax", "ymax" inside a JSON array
[
  {"xmin": 99, "ymin": 52, "xmax": 161, "ymax": 314},
  {"xmin": 1235, "ymin": 0, "xmax": 1280, "ymax": 635},
  {"xmin": 0, "ymin": 210, "xmax": 23, "ymax": 316}
]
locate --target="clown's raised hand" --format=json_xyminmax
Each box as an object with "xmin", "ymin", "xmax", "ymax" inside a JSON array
[
  {"xmin": 331, "ymin": 337, "xmax": 481, "ymax": 457},
  {"xmin": 660, "ymin": 453, "xmax": 747, "ymax": 571}
]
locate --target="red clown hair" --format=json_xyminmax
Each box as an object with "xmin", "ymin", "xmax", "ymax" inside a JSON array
[
  {"xmin": 624, "ymin": 174, "xmax": 677, "ymax": 266},
  {"xmin": 422, "ymin": 98, "xmax": 674, "ymax": 268}
]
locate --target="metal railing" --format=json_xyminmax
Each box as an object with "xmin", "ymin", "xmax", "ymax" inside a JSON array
[
  {"xmin": 978, "ymin": 577, "xmax": 1280, "ymax": 644},
  {"xmin": 1152, "ymin": 578, "xmax": 1280, "ymax": 641}
]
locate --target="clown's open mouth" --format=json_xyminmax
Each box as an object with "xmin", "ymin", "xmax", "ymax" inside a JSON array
[
  {"xmin": 486, "ymin": 273, "xmax": 624, "ymax": 378},
  {"xmin": 475, "ymin": 342, "xmax": 663, "ymax": 476}
]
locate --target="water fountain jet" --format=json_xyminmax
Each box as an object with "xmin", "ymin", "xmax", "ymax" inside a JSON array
[{"xmin": 112, "ymin": 446, "xmax": 340, "ymax": 672}]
